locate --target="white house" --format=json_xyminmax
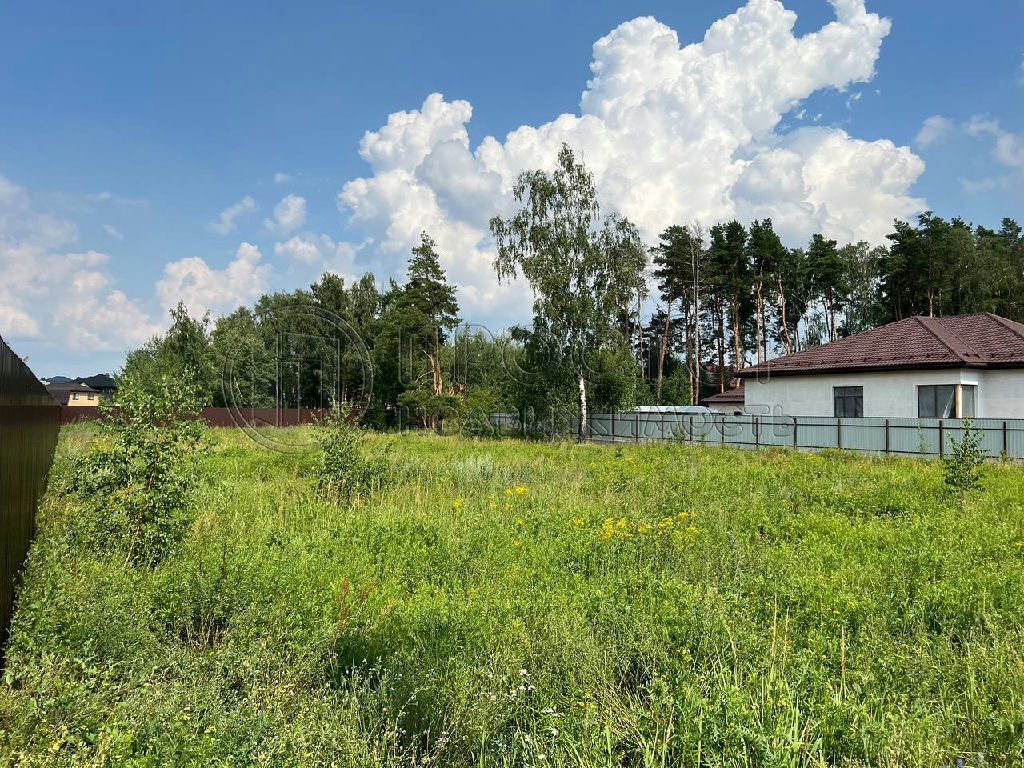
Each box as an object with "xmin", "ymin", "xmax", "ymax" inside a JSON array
[
  {"xmin": 737, "ymin": 313, "xmax": 1024, "ymax": 419},
  {"xmin": 702, "ymin": 385, "xmax": 745, "ymax": 415}
]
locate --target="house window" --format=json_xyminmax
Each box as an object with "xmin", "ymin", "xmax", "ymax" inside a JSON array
[
  {"xmin": 961, "ymin": 385, "xmax": 977, "ymax": 418},
  {"xmin": 833, "ymin": 386, "xmax": 863, "ymax": 418},
  {"xmin": 87, "ymin": 393, "xmax": 95, "ymax": 401},
  {"xmin": 918, "ymin": 384, "xmax": 977, "ymax": 418},
  {"xmin": 71, "ymin": 392, "xmax": 79, "ymax": 401}
]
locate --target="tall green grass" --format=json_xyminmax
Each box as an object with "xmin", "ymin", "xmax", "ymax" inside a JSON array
[{"xmin": 1, "ymin": 427, "xmax": 1023, "ymax": 766}]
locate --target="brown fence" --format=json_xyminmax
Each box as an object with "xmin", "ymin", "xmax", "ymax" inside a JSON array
[
  {"xmin": 60, "ymin": 405, "xmax": 328, "ymax": 427},
  {"xmin": 0, "ymin": 336, "xmax": 60, "ymax": 661}
]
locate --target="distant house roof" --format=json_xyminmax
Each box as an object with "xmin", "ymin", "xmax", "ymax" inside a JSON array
[
  {"xmin": 77, "ymin": 374, "xmax": 116, "ymax": 390},
  {"xmin": 737, "ymin": 313, "xmax": 1024, "ymax": 378},
  {"xmin": 46, "ymin": 381, "xmax": 97, "ymax": 405},
  {"xmin": 703, "ymin": 385, "xmax": 745, "ymax": 404},
  {"xmin": 632, "ymin": 405, "xmax": 715, "ymax": 414}
]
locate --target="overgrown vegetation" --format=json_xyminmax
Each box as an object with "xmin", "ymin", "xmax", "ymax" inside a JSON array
[
  {"xmin": 942, "ymin": 419, "xmax": 986, "ymax": 495},
  {"xmin": 314, "ymin": 409, "xmax": 390, "ymax": 504},
  {"xmin": 2, "ymin": 427, "xmax": 1024, "ymax": 766},
  {"xmin": 66, "ymin": 372, "xmax": 204, "ymax": 565}
]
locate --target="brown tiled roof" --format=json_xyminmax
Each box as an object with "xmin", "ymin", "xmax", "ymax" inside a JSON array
[
  {"xmin": 45, "ymin": 381, "xmax": 96, "ymax": 405},
  {"xmin": 737, "ymin": 313, "xmax": 1024, "ymax": 378},
  {"xmin": 703, "ymin": 385, "xmax": 745, "ymax": 404}
]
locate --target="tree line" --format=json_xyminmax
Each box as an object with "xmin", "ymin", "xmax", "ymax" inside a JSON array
[{"xmin": 124, "ymin": 144, "xmax": 1023, "ymax": 435}]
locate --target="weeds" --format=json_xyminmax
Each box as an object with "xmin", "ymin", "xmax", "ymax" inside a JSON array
[
  {"xmin": 70, "ymin": 372, "xmax": 203, "ymax": 566},
  {"xmin": 314, "ymin": 408, "xmax": 390, "ymax": 504},
  {"xmin": 3, "ymin": 429, "xmax": 1024, "ymax": 766},
  {"xmin": 943, "ymin": 419, "xmax": 986, "ymax": 495}
]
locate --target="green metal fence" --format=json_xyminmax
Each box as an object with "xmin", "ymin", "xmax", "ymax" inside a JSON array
[
  {"xmin": 0, "ymin": 335, "xmax": 60, "ymax": 662},
  {"xmin": 576, "ymin": 412, "xmax": 1024, "ymax": 459}
]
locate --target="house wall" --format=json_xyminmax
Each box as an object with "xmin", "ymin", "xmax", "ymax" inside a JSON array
[
  {"xmin": 65, "ymin": 391, "xmax": 98, "ymax": 407},
  {"xmin": 978, "ymin": 370, "xmax": 1024, "ymax": 418},
  {"xmin": 706, "ymin": 401, "xmax": 744, "ymax": 415},
  {"xmin": 743, "ymin": 368, "xmax": 1024, "ymax": 418}
]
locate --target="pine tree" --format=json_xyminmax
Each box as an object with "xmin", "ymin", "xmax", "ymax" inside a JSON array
[
  {"xmin": 651, "ymin": 226, "xmax": 692, "ymax": 403},
  {"xmin": 746, "ymin": 219, "xmax": 786, "ymax": 363},
  {"xmin": 393, "ymin": 233, "xmax": 461, "ymax": 429},
  {"xmin": 808, "ymin": 233, "xmax": 848, "ymax": 342}
]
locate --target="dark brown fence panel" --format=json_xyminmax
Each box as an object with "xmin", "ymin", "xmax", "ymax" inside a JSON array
[
  {"xmin": 60, "ymin": 405, "xmax": 104, "ymax": 423},
  {"xmin": 59, "ymin": 406, "xmax": 328, "ymax": 428},
  {"xmin": 200, "ymin": 407, "xmax": 328, "ymax": 428},
  {"xmin": 0, "ymin": 335, "xmax": 59, "ymax": 661}
]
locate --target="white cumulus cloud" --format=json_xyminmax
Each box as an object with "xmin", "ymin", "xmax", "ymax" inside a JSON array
[
  {"xmin": 915, "ymin": 115, "xmax": 953, "ymax": 147},
  {"xmin": 336, "ymin": 0, "xmax": 924, "ymax": 326},
  {"xmin": 965, "ymin": 115, "xmax": 1024, "ymax": 170},
  {"xmin": 264, "ymin": 194, "xmax": 307, "ymax": 234},
  {"xmin": 0, "ymin": 176, "xmax": 160, "ymax": 349},
  {"xmin": 274, "ymin": 235, "xmax": 322, "ymax": 264},
  {"xmin": 274, "ymin": 234, "xmax": 361, "ymax": 280},
  {"xmin": 157, "ymin": 242, "xmax": 271, "ymax": 318},
  {"xmin": 207, "ymin": 195, "xmax": 256, "ymax": 234}
]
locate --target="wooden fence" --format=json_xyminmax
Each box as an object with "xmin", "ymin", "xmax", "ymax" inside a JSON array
[{"xmin": 0, "ymin": 336, "xmax": 59, "ymax": 662}]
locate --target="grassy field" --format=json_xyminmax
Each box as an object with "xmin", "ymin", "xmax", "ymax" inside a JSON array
[{"xmin": 2, "ymin": 426, "xmax": 1024, "ymax": 766}]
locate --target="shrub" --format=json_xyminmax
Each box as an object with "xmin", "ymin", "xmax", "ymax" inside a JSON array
[
  {"xmin": 72, "ymin": 371, "xmax": 204, "ymax": 565},
  {"xmin": 942, "ymin": 419, "xmax": 985, "ymax": 495},
  {"xmin": 315, "ymin": 409, "xmax": 389, "ymax": 503}
]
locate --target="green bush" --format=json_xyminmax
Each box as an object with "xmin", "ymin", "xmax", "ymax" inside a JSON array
[
  {"xmin": 943, "ymin": 419, "xmax": 985, "ymax": 495},
  {"xmin": 71, "ymin": 371, "xmax": 204, "ymax": 565},
  {"xmin": 315, "ymin": 409, "xmax": 390, "ymax": 503}
]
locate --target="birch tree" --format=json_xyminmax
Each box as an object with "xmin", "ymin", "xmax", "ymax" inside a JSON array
[{"xmin": 490, "ymin": 144, "xmax": 646, "ymax": 441}]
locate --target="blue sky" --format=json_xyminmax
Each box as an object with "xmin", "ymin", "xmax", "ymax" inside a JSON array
[{"xmin": 1, "ymin": 0, "xmax": 1021, "ymax": 377}]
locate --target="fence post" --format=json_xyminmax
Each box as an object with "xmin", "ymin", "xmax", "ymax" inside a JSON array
[
  {"xmin": 1003, "ymin": 421, "xmax": 1009, "ymax": 456},
  {"xmin": 793, "ymin": 418, "xmax": 798, "ymax": 449},
  {"xmin": 885, "ymin": 419, "xmax": 890, "ymax": 455},
  {"xmin": 611, "ymin": 409, "xmax": 616, "ymax": 444},
  {"xmin": 720, "ymin": 414, "xmax": 725, "ymax": 446},
  {"xmin": 939, "ymin": 420, "xmax": 944, "ymax": 458},
  {"xmin": 635, "ymin": 410, "xmax": 640, "ymax": 444},
  {"xmin": 837, "ymin": 419, "xmax": 842, "ymax": 450},
  {"xmin": 754, "ymin": 415, "xmax": 760, "ymax": 447}
]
